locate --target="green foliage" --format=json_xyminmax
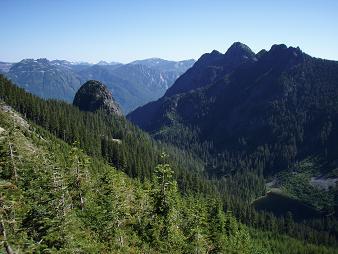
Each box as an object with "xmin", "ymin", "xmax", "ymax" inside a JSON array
[
  {"xmin": 1, "ymin": 76, "xmax": 338, "ymax": 253},
  {"xmin": 276, "ymin": 158, "xmax": 336, "ymax": 211},
  {"xmin": 0, "ymin": 106, "xmax": 258, "ymax": 253},
  {"xmin": 0, "ymin": 75, "xmax": 212, "ymax": 196}
]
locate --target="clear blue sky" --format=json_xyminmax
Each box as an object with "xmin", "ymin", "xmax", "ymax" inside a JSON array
[{"xmin": 1, "ymin": 0, "xmax": 338, "ymax": 63}]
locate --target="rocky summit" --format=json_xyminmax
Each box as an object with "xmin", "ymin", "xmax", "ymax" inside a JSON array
[{"xmin": 73, "ymin": 80, "xmax": 122, "ymax": 116}]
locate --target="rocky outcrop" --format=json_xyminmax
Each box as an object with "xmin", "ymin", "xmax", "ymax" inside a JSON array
[{"xmin": 73, "ymin": 80, "xmax": 122, "ymax": 116}]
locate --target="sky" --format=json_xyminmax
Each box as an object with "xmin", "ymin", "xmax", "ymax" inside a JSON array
[{"xmin": 1, "ymin": 0, "xmax": 338, "ymax": 63}]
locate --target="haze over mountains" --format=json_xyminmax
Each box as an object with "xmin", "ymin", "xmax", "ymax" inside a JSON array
[{"xmin": 0, "ymin": 57, "xmax": 195, "ymax": 113}]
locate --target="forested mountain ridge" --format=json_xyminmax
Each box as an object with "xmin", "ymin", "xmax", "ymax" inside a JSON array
[
  {"xmin": 127, "ymin": 43, "xmax": 338, "ymax": 221},
  {"xmin": 3, "ymin": 58, "xmax": 195, "ymax": 113},
  {"xmin": 0, "ymin": 101, "xmax": 257, "ymax": 253},
  {"xmin": 164, "ymin": 42, "xmax": 257, "ymax": 97},
  {"xmin": 128, "ymin": 43, "xmax": 338, "ymax": 176},
  {"xmin": 6, "ymin": 58, "xmax": 82, "ymax": 102},
  {"xmin": 0, "ymin": 75, "xmax": 209, "ymax": 192},
  {"xmin": 1, "ymin": 80, "xmax": 337, "ymax": 253}
]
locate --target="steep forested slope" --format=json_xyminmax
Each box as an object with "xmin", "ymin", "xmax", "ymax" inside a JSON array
[
  {"xmin": 0, "ymin": 101, "xmax": 255, "ymax": 253},
  {"xmin": 128, "ymin": 43, "xmax": 338, "ymax": 183},
  {"xmin": 0, "ymin": 75, "xmax": 210, "ymax": 194},
  {"xmin": 127, "ymin": 43, "xmax": 338, "ymax": 235},
  {"xmin": 1, "ymin": 95, "xmax": 337, "ymax": 253},
  {"xmin": 1, "ymin": 75, "xmax": 338, "ymax": 252}
]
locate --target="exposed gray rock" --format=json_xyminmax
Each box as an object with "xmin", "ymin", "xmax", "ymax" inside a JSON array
[{"xmin": 73, "ymin": 80, "xmax": 122, "ymax": 116}]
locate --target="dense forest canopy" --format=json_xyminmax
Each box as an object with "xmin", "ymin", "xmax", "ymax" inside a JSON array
[
  {"xmin": 128, "ymin": 43, "xmax": 338, "ymax": 216},
  {"xmin": 1, "ymin": 74, "xmax": 338, "ymax": 253}
]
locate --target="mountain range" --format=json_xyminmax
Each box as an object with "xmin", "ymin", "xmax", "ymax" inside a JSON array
[
  {"xmin": 3, "ymin": 75, "xmax": 335, "ymax": 253},
  {"xmin": 0, "ymin": 58, "xmax": 195, "ymax": 113},
  {"xmin": 1, "ymin": 41, "xmax": 338, "ymax": 252},
  {"xmin": 128, "ymin": 42, "xmax": 338, "ymax": 212}
]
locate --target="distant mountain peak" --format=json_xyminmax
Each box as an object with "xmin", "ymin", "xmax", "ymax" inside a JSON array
[
  {"xmin": 211, "ymin": 49, "xmax": 222, "ymax": 55},
  {"xmin": 225, "ymin": 42, "xmax": 256, "ymax": 60},
  {"xmin": 145, "ymin": 57, "xmax": 164, "ymax": 61},
  {"xmin": 256, "ymin": 49, "xmax": 268, "ymax": 59},
  {"xmin": 196, "ymin": 50, "xmax": 222, "ymax": 66},
  {"xmin": 270, "ymin": 44, "xmax": 288, "ymax": 51},
  {"xmin": 20, "ymin": 58, "xmax": 36, "ymax": 63},
  {"xmin": 227, "ymin": 41, "xmax": 252, "ymax": 51},
  {"xmin": 95, "ymin": 60, "xmax": 120, "ymax": 66},
  {"xmin": 37, "ymin": 58, "xmax": 49, "ymax": 62},
  {"xmin": 96, "ymin": 60, "xmax": 110, "ymax": 65},
  {"xmin": 269, "ymin": 44, "xmax": 303, "ymax": 55},
  {"xmin": 164, "ymin": 42, "xmax": 257, "ymax": 97},
  {"xmin": 265, "ymin": 44, "xmax": 305, "ymax": 67}
]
